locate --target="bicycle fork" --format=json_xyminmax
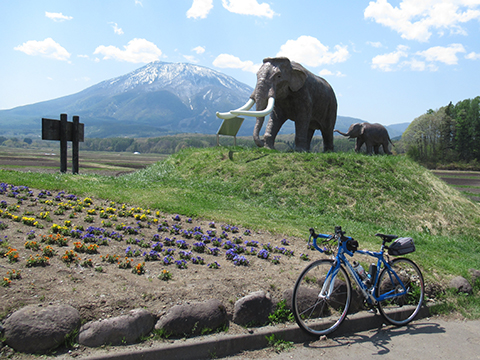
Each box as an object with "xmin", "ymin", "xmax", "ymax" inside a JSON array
[{"xmin": 318, "ymin": 266, "xmax": 338, "ymax": 300}]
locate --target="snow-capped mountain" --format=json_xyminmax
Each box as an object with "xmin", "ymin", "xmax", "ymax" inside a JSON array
[
  {"xmin": 0, "ymin": 62, "xmax": 254, "ymax": 138},
  {"xmin": 101, "ymin": 62, "xmax": 251, "ymax": 102}
]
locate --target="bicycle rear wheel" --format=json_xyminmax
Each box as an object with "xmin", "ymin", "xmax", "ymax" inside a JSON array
[
  {"xmin": 376, "ymin": 257, "xmax": 424, "ymax": 326},
  {"xmin": 292, "ymin": 259, "xmax": 351, "ymax": 336}
]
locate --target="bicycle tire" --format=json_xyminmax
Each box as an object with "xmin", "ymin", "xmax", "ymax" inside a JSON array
[
  {"xmin": 292, "ymin": 259, "xmax": 351, "ymax": 336},
  {"xmin": 376, "ymin": 257, "xmax": 424, "ymax": 326}
]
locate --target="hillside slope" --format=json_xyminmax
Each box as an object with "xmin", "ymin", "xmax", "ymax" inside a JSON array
[{"xmin": 154, "ymin": 149, "xmax": 480, "ymax": 237}]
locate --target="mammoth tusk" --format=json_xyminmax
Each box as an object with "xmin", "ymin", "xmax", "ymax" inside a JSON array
[
  {"xmin": 231, "ymin": 97, "xmax": 275, "ymax": 118},
  {"xmin": 216, "ymin": 98, "xmax": 255, "ymax": 119}
]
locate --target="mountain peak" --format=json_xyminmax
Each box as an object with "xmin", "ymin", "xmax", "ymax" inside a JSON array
[{"xmin": 100, "ymin": 61, "xmax": 252, "ymax": 101}]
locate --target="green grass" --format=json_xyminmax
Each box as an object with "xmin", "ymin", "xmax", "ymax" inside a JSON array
[{"xmin": 1, "ymin": 147, "xmax": 480, "ymax": 315}]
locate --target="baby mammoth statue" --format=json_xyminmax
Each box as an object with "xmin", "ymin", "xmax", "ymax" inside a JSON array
[{"xmin": 335, "ymin": 122, "xmax": 393, "ymax": 155}]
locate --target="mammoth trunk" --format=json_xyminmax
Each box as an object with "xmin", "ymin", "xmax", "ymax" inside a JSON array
[
  {"xmin": 253, "ymin": 116, "xmax": 265, "ymax": 147},
  {"xmin": 334, "ymin": 129, "xmax": 350, "ymax": 137},
  {"xmin": 252, "ymin": 93, "xmax": 274, "ymax": 148}
]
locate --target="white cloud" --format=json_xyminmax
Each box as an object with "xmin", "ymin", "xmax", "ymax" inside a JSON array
[
  {"xmin": 466, "ymin": 51, "xmax": 480, "ymax": 60},
  {"xmin": 212, "ymin": 54, "xmax": 260, "ymax": 73},
  {"xmin": 183, "ymin": 55, "xmax": 198, "ymax": 63},
  {"xmin": 45, "ymin": 11, "xmax": 73, "ymax": 22},
  {"xmin": 93, "ymin": 38, "xmax": 162, "ymax": 63},
  {"xmin": 135, "ymin": 0, "xmax": 143, "ymax": 6},
  {"xmin": 364, "ymin": 0, "xmax": 480, "ymax": 42},
  {"xmin": 371, "ymin": 45, "xmax": 409, "ymax": 71},
  {"xmin": 192, "ymin": 46, "xmax": 205, "ymax": 54},
  {"xmin": 416, "ymin": 43, "xmax": 466, "ymax": 65},
  {"xmin": 14, "ymin": 38, "xmax": 71, "ymax": 62},
  {"xmin": 403, "ymin": 59, "xmax": 430, "ymax": 71},
  {"xmin": 367, "ymin": 41, "xmax": 383, "ymax": 48},
  {"xmin": 319, "ymin": 69, "xmax": 346, "ymax": 77},
  {"xmin": 221, "ymin": 0, "xmax": 276, "ymax": 18},
  {"xmin": 276, "ymin": 36, "xmax": 349, "ymax": 67},
  {"xmin": 187, "ymin": 0, "xmax": 213, "ymax": 19},
  {"xmin": 110, "ymin": 22, "xmax": 124, "ymax": 35},
  {"xmin": 371, "ymin": 43, "xmax": 468, "ymax": 71}
]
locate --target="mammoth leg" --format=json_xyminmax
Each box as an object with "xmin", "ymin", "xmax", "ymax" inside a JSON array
[
  {"xmin": 294, "ymin": 119, "xmax": 311, "ymax": 152},
  {"xmin": 374, "ymin": 145, "xmax": 380, "ymax": 154},
  {"xmin": 355, "ymin": 138, "xmax": 364, "ymax": 153},
  {"xmin": 383, "ymin": 141, "xmax": 392, "ymax": 155},
  {"xmin": 366, "ymin": 142, "xmax": 374, "ymax": 155},
  {"xmin": 307, "ymin": 128, "xmax": 315, "ymax": 150},
  {"xmin": 321, "ymin": 128, "xmax": 334, "ymax": 152}
]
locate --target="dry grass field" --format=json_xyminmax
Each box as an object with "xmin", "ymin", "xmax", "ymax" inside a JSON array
[
  {"xmin": 0, "ymin": 146, "xmax": 165, "ymax": 176},
  {"xmin": 431, "ymin": 170, "xmax": 480, "ymax": 202}
]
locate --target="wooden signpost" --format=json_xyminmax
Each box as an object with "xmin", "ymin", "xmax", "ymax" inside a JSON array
[{"xmin": 42, "ymin": 114, "xmax": 84, "ymax": 174}]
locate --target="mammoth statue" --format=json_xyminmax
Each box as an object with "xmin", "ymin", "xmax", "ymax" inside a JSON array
[
  {"xmin": 335, "ymin": 122, "xmax": 393, "ymax": 155},
  {"xmin": 217, "ymin": 57, "xmax": 337, "ymax": 152}
]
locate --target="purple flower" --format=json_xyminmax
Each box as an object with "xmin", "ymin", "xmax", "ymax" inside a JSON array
[
  {"xmin": 208, "ymin": 247, "xmax": 220, "ymax": 256},
  {"xmin": 257, "ymin": 249, "xmax": 270, "ymax": 259},
  {"xmin": 192, "ymin": 256, "xmax": 204, "ymax": 265},
  {"xmin": 163, "ymin": 255, "xmax": 174, "ymax": 265},
  {"xmin": 233, "ymin": 255, "xmax": 249, "ymax": 266},
  {"xmin": 152, "ymin": 242, "xmax": 163, "ymax": 251},
  {"xmin": 192, "ymin": 242, "xmax": 206, "ymax": 253},
  {"xmin": 208, "ymin": 261, "xmax": 220, "ymax": 269},
  {"xmin": 175, "ymin": 259, "xmax": 188, "ymax": 269},
  {"xmin": 176, "ymin": 239, "xmax": 189, "ymax": 249},
  {"xmin": 179, "ymin": 250, "xmax": 192, "ymax": 260},
  {"xmin": 163, "ymin": 248, "xmax": 175, "ymax": 256},
  {"xmin": 225, "ymin": 249, "xmax": 236, "ymax": 260}
]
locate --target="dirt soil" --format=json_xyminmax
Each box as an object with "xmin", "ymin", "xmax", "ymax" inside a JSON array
[{"xmin": 0, "ymin": 182, "xmax": 326, "ymax": 358}]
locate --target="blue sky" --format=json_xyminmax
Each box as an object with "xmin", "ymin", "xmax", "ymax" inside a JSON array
[{"xmin": 1, "ymin": 0, "xmax": 479, "ymax": 125}]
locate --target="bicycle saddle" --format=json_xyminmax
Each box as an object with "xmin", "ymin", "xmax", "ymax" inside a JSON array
[{"xmin": 375, "ymin": 233, "xmax": 398, "ymax": 242}]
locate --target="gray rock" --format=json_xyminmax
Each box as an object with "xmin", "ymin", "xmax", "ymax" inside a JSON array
[
  {"xmin": 3, "ymin": 304, "xmax": 80, "ymax": 354},
  {"xmin": 155, "ymin": 299, "xmax": 228, "ymax": 337},
  {"xmin": 469, "ymin": 268, "xmax": 480, "ymax": 284},
  {"xmin": 449, "ymin": 276, "xmax": 472, "ymax": 294},
  {"xmin": 78, "ymin": 308, "xmax": 155, "ymax": 347},
  {"xmin": 233, "ymin": 291, "xmax": 273, "ymax": 326}
]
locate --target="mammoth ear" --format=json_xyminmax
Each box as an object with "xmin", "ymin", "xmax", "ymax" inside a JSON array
[
  {"xmin": 360, "ymin": 124, "xmax": 366, "ymax": 135},
  {"xmin": 289, "ymin": 62, "xmax": 307, "ymax": 92}
]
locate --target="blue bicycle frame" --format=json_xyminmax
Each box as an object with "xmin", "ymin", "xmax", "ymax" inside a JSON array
[{"xmin": 309, "ymin": 232, "xmax": 409, "ymax": 306}]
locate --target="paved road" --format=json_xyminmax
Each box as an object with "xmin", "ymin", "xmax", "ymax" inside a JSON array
[{"xmin": 224, "ymin": 317, "xmax": 480, "ymax": 360}]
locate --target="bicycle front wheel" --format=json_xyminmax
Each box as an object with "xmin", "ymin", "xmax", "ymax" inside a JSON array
[
  {"xmin": 376, "ymin": 257, "xmax": 424, "ymax": 326},
  {"xmin": 292, "ymin": 259, "xmax": 351, "ymax": 336}
]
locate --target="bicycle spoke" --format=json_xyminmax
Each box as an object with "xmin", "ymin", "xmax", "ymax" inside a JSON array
[
  {"xmin": 292, "ymin": 259, "xmax": 351, "ymax": 336},
  {"xmin": 376, "ymin": 258, "xmax": 424, "ymax": 326}
]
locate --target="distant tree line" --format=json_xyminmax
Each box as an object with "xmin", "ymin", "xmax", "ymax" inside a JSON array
[
  {"xmin": 0, "ymin": 137, "xmax": 33, "ymax": 147},
  {"xmin": 0, "ymin": 129, "xmax": 358, "ymax": 154},
  {"xmin": 79, "ymin": 134, "xmax": 357, "ymax": 154},
  {"xmin": 402, "ymin": 96, "xmax": 480, "ymax": 167}
]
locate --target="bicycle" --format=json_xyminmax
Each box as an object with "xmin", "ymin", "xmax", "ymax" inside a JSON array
[{"xmin": 292, "ymin": 226, "xmax": 424, "ymax": 336}]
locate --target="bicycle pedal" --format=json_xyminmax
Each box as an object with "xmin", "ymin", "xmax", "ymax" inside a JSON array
[{"xmin": 368, "ymin": 308, "xmax": 377, "ymax": 314}]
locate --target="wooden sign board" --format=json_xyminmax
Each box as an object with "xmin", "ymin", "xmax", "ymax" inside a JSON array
[{"xmin": 42, "ymin": 118, "xmax": 84, "ymax": 142}]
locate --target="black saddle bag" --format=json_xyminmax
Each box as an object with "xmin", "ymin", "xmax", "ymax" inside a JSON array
[{"xmin": 388, "ymin": 237, "xmax": 415, "ymax": 256}]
